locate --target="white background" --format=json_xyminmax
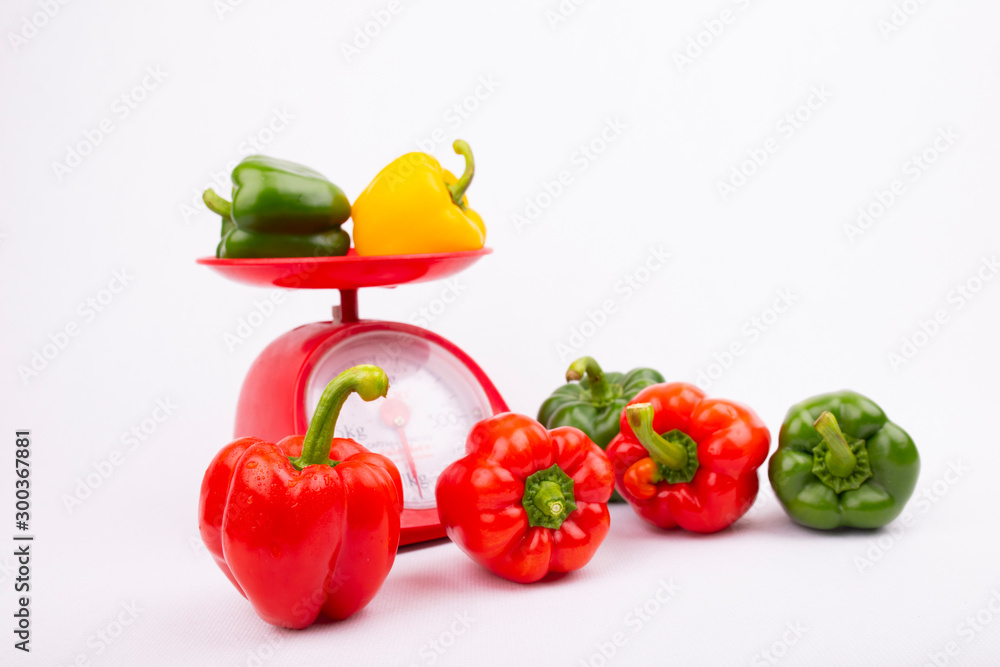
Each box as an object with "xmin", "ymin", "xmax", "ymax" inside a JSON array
[{"xmin": 3, "ymin": 0, "xmax": 1000, "ymax": 665}]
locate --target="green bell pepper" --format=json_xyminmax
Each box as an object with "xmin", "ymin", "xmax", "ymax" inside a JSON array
[
  {"xmin": 538, "ymin": 357, "xmax": 664, "ymax": 449},
  {"xmin": 768, "ymin": 390, "xmax": 920, "ymax": 530},
  {"xmin": 539, "ymin": 356, "xmax": 663, "ymax": 501},
  {"xmin": 204, "ymin": 155, "xmax": 351, "ymax": 259}
]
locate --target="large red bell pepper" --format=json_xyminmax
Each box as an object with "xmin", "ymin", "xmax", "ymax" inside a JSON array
[
  {"xmin": 198, "ymin": 365, "xmax": 403, "ymax": 629},
  {"xmin": 436, "ymin": 413, "xmax": 615, "ymax": 583},
  {"xmin": 605, "ymin": 382, "xmax": 770, "ymax": 533}
]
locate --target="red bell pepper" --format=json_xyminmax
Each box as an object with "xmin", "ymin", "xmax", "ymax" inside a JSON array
[
  {"xmin": 435, "ymin": 413, "xmax": 615, "ymax": 583},
  {"xmin": 605, "ymin": 382, "xmax": 770, "ymax": 533},
  {"xmin": 198, "ymin": 365, "xmax": 403, "ymax": 629}
]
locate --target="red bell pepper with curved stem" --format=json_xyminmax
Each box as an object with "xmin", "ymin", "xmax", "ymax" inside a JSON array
[
  {"xmin": 435, "ymin": 413, "xmax": 615, "ymax": 583},
  {"xmin": 605, "ymin": 382, "xmax": 770, "ymax": 533},
  {"xmin": 198, "ymin": 365, "xmax": 403, "ymax": 629}
]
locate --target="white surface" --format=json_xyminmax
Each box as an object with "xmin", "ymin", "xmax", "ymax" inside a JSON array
[{"xmin": 2, "ymin": 1, "xmax": 1000, "ymax": 665}]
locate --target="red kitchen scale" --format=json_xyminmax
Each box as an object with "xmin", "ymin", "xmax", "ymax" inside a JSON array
[{"xmin": 197, "ymin": 249, "xmax": 508, "ymax": 545}]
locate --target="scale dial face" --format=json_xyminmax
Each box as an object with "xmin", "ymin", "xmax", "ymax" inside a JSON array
[{"xmin": 305, "ymin": 329, "xmax": 492, "ymax": 510}]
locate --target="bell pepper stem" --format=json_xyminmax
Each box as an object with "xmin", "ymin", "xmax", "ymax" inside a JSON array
[
  {"xmin": 522, "ymin": 464, "xmax": 577, "ymax": 529},
  {"xmin": 532, "ymin": 481, "xmax": 566, "ymax": 517},
  {"xmin": 626, "ymin": 404, "xmax": 688, "ymax": 470},
  {"xmin": 292, "ymin": 365, "xmax": 389, "ymax": 469},
  {"xmin": 203, "ymin": 188, "xmax": 232, "ymax": 219},
  {"xmin": 813, "ymin": 411, "xmax": 857, "ymax": 478},
  {"xmin": 565, "ymin": 356, "xmax": 610, "ymax": 403},
  {"xmin": 445, "ymin": 140, "xmax": 475, "ymax": 209}
]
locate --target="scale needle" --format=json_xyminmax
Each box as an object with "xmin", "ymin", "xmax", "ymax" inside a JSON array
[{"xmin": 379, "ymin": 398, "xmax": 422, "ymax": 498}]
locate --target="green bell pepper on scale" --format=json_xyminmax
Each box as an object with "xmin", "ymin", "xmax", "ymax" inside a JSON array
[
  {"xmin": 204, "ymin": 156, "xmax": 352, "ymax": 259},
  {"xmin": 769, "ymin": 391, "xmax": 920, "ymax": 530},
  {"xmin": 538, "ymin": 357, "xmax": 664, "ymax": 501}
]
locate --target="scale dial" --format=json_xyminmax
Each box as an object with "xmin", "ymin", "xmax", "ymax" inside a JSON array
[{"xmin": 305, "ymin": 329, "xmax": 492, "ymax": 510}]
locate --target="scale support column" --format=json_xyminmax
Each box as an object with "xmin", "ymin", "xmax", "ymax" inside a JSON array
[{"xmin": 333, "ymin": 289, "xmax": 359, "ymax": 324}]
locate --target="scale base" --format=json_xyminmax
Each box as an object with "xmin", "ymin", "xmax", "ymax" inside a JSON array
[{"xmin": 233, "ymin": 314, "xmax": 507, "ymax": 546}]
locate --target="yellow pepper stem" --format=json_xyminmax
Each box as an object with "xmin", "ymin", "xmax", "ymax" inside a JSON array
[{"xmin": 446, "ymin": 140, "xmax": 475, "ymax": 210}]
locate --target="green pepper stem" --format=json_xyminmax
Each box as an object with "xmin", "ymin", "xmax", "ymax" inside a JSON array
[
  {"xmin": 565, "ymin": 356, "xmax": 610, "ymax": 403},
  {"xmin": 292, "ymin": 365, "xmax": 389, "ymax": 469},
  {"xmin": 626, "ymin": 404, "xmax": 688, "ymax": 470},
  {"xmin": 445, "ymin": 140, "xmax": 475, "ymax": 209},
  {"xmin": 532, "ymin": 481, "xmax": 566, "ymax": 518},
  {"xmin": 203, "ymin": 189, "xmax": 232, "ymax": 218},
  {"xmin": 813, "ymin": 411, "xmax": 857, "ymax": 478}
]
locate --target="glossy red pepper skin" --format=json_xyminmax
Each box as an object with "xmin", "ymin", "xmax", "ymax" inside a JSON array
[
  {"xmin": 198, "ymin": 366, "xmax": 403, "ymax": 629},
  {"xmin": 606, "ymin": 383, "xmax": 770, "ymax": 533},
  {"xmin": 436, "ymin": 413, "xmax": 614, "ymax": 583},
  {"xmin": 199, "ymin": 435, "xmax": 402, "ymax": 628}
]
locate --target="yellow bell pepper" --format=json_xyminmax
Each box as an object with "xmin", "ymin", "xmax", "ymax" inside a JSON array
[{"xmin": 352, "ymin": 140, "xmax": 486, "ymax": 256}]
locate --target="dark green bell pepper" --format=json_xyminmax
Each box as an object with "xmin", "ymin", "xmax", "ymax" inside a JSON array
[
  {"xmin": 538, "ymin": 357, "xmax": 663, "ymax": 502},
  {"xmin": 538, "ymin": 357, "xmax": 664, "ymax": 449},
  {"xmin": 769, "ymin": 390, "xmax": 919, "ymax": 530},
  {"xmin": 204, "ymin": 155, "xmax": 351, "ymax": 259}
]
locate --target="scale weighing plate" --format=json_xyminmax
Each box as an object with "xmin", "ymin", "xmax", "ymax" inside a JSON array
[
  {"xmin": 197, "ymin": 248, "xmax": 491, "ymax": 289},
  {"xmin": 198, "ymin": 249, "xmax": 507, "ymax": 545}
]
